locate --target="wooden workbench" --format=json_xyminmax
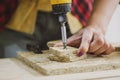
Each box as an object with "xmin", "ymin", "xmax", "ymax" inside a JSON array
[{"xmin": 0, "ymin": 58, "xmax": 120, "ymax": 80}]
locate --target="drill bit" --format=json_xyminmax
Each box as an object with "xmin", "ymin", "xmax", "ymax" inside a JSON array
[
  {"xmin": 61, "ymin": 22, "xmax": 67, "ymax": 49},
  {"xmin": 59, "ymin": 15, "xmax": 67, "ymax": 49}
]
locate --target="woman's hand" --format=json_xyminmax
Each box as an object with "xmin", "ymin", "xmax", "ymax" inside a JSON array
[
  {"xmin": 55, "ymin": 26, "xmax": 115, "ymax": 56},
  {"xmin": 55, "ymin": 0, "xmax": 118, "ymax": 56}
]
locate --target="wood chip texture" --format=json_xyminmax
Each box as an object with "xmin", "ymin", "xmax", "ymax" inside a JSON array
[
  {"xmin": 18, "ymin": 51, "xmax": 120, "ymax": 75},
  {"xmin": 49, "ymin": 46, "xmax": 87, "ymax": 62}
]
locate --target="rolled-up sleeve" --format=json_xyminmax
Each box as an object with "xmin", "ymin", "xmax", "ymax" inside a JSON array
[{"xmin": 71, "ymin": 0, "xmax": 94, "ymax": 26}]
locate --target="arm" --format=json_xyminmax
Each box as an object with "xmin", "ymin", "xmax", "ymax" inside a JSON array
[{"xmin": 87, "ymin": 0, "xmax": 119, "ymax": 34}]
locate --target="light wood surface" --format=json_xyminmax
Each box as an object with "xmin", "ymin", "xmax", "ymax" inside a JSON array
[{"xmin": 0, "ymin": 58, "xmax": 43, "ymax": 80}]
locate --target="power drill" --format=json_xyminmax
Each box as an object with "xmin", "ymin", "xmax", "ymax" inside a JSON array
[{"xmin": 50, "ymin": 0, "xmax": 72, "ymax": 49}]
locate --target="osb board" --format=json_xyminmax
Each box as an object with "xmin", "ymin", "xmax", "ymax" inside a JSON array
[
  {"xmin": 18, "ymin": 51, "xmax": 120, "ymax": 75},
  {"xmin": 0, "ymin": 58, "xmax": 120, "ymax": 80}
]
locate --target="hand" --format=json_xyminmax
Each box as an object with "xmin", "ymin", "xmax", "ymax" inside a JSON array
[
  {"xmin": 55, "ymin": 26, "xmax": 115, "ymax": 56},
  {"xmin": 56, "ymin": 0, "xmax": 118, "ymax": 56}
]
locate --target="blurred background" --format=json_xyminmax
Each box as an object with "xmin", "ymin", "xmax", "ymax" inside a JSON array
[{"xmin": 106, "ymin": 5, "xmax": 120, "ymax": 43}]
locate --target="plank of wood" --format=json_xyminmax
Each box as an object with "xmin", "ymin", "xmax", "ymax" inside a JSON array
[
  {"xmin": 18, "ymin": 51, "xmax": 120, "ymax": 75},
  {"xmin": 0, "ymin": 58, "xmax": 120, "ymax": 80},
  {"xmin": 49, "ymin": 46, "xmax": 86, "ymax": 62}
]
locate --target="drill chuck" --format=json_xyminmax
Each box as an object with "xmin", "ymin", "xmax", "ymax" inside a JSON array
[
  {"xmin": 52, "ymin": 3, "xmax": 71, "ymax": 14},
  {"xmin": 50, "ymin": 0, "xmax": 71, "ymax": 14}
]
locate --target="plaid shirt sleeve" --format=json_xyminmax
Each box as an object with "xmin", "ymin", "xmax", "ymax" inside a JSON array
[
  {"xmin": 0, "ymin": 0, "xmax": 18, "ymax": 31},
  {"xmin": 71, "ymin": 0, "xmax": 94, "ymax": 26}
]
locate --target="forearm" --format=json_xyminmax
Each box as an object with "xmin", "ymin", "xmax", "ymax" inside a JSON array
[{"xmin": 87, "ymin": 0, "xmax": 119, "ymax": 34}]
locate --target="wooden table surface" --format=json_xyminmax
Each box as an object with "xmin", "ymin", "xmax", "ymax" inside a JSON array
[{"xmin": 0, "ymin": 58, "xmax": 120, "ymax": 80}]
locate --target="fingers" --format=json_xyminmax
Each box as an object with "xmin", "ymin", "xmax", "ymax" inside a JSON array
[
  {"xmin": 67, "ymin": 34, "xmax": 82, "ymax": 48},
  {"xmin": 103, "ymin": 44, "xmax": 115, "ymax": 55},
  {"xmin": 94, "ymin": 39, "xmax": 109, "ymax": 55},
  {"xmin": 88, "ymin": 34, "xmax": 114, "ymax": 55},
  {"xmin": 89, "ymin": 33, "xmax": 104, "ymax": 53},
  {"xmin": 67, "ymin": 37, "xmax": 82, "ymax": 48},
  {"xmin": 55, "ymin": 34, "xmax": 82, "ymax": 48},
  {"xmin": 78, "ymin": 28, "xmax": 93, "ymax": 55},
  {"xmin": 86, "ymin": 28, "xmax": 114, "ymax": 55}
]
